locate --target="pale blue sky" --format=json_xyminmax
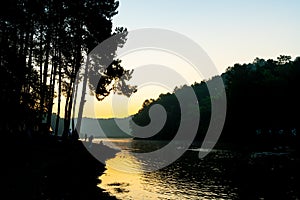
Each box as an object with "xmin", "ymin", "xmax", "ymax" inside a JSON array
[
  {"xmin": 88, "ymin": 0, "xmax": 300, "ymax": 118},
  {"xmin": 113, "ymin": 0, "xmax": 300, "ymax": 72}
]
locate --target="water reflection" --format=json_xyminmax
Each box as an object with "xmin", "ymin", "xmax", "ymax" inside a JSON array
[
  {"xmin": 99, "ymin": 151, "xmax": 161, "ymax": 199},
  {"xmin": 98, "ymin": 139, "xmax": 239, "ymax": 199}
]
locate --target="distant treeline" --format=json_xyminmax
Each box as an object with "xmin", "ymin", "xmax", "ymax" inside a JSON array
[
  {"xmin": 79, "ymin": 117, "xmax": 132, "ymax": 138},
  {"xmin": 131, "ymin": 56, "xmax": 300, "ymax": 144},
  {"xmin": 50, "ymin": 114, "xmax": 131, "ymax": 138}
]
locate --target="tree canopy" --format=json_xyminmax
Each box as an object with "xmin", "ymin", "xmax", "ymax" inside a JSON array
[
  {"xmin": 131, "ymin": 56, "xmax": 300, "ymax": 144},
  {"xmin": 0, "ymin": 0, "xmax": 134, "ymax": 137}
]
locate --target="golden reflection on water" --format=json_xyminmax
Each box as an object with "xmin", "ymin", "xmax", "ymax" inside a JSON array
[
  {"xmin": 98, "ymin": 139, "xmax": 238, "ymax": 200},
  {"xmin": 98, "ymin": 151, "xmax": 217, "ymax": 200},
  {"xmin": 99, "ymin": 151, "xmax": 165, "ymax": 200}
]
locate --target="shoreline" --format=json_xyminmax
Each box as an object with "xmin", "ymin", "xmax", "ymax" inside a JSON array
[{"xmin": 3, "ymin": 134, "xmax": 118, "ymax": 200}]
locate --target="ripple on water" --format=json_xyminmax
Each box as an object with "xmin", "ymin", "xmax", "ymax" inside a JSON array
[{"xmin": 99, "ymin": 140, "xmax": 242, "ymax": 200}]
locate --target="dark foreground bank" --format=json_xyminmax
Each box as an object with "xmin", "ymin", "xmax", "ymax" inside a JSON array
[{"xmin": 2, "ymin": 134, "xmax": 117, "ymax": 200}]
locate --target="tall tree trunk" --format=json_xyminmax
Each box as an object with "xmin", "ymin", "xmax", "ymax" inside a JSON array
[
  {"xmin": 63, "ymin": 30, "xmax": 82, "ymax": 139},
  {"xmin": 55, "ymin": 51, "xmax": 62, "ymax": 137},
  {"xmin": 63, "ymin": 85, "xmax": 71, "ymax": 138},
  {"xmin": 39, "ymin": 25, "xmax": 44, "ymax": 124},
  {"xmin": 71, "ymin": 76, "xmax": 79, "ymax": 131},
  {"xmin": 63, "ymin": 65, "xmax": 75, "ymax": 138},
  {"xmin": 40, "ymin": 29, "xmax": 51, "ymax": 130},
  {"xmin": 46, "ymin": 53, "xmax": 57, "ymax": 130},
  {"xmin": 76, "ymin": 57, "xmax": 89, "ymax": 135},
  {"xmin": 26, "ymin": 31, "xmax": 34, "ymax": 93},
  {"xmin": 67, "ymin": 79, "xmax": 75, "ymax": 136},
  {"xmin": 70, "ymin": 39, "xmax": 82, "ymax": 139}
]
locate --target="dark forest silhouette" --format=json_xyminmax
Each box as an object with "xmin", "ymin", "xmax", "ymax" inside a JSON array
[
  {"xmin": 132, "ymin": 56, "xmax": 300, "ymax": 148},
  {"xmin": 0, "ymin": 0, "xmax": 131, "ymax": 199},
  {"xmin": 1, "ymin": 0, "xmax": 300, "ymax": 199},
  {"xmin": 0, "ymin": 0, "xmax": 135, "ymax": 140}
]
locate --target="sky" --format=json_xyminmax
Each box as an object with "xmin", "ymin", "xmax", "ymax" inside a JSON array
[{"xmin": 74, "ymin": 0, "xmax": 300, "ymax": 119}]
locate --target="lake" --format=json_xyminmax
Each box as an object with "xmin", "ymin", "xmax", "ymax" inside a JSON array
[{"xmin": 96, "ymin": 138, "xmax": 299, "ymax": 199}]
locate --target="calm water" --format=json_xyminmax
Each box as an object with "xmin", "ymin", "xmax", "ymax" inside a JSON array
[{"xmin": 97, "ymin": 139, "xmax": 299, "ymax": 200}]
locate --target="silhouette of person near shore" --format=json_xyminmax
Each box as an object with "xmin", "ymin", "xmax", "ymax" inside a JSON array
[{"xmin": 88, "ymin": 135, "xmax": 94, "ymax": 148}]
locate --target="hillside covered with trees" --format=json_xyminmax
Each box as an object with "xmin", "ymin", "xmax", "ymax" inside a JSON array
[{"xmin": 131, "ymin": 56, "xmax": 300, "ymax": 146}]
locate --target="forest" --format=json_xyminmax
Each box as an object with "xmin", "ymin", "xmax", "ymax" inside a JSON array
[
  {"xmin": 0, "ymin": 0, "xmax": 136, "ymax": 140},
  {"xmin": 2, "ymin": 1, "xmax": 299, "ymax": 199},
  {"xmin": 131, "ymin": 56, "xmax": 300, "ymax": 146}
]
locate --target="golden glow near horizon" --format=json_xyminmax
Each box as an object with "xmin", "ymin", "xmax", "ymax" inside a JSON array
[
  {"xmin": 52, "ymin": 50, "xmax": 300, "ymax": 119},
  {"xmin": 92, "ymin": 49, "xmax": 204, "ymax": 118},
  {"xmin": 51, "ymin": 1, "xmax": 300, "ymax": 119},
  {"xmin": 60, "ymin": 49, "xmax": 204, "ymax": 119}
]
